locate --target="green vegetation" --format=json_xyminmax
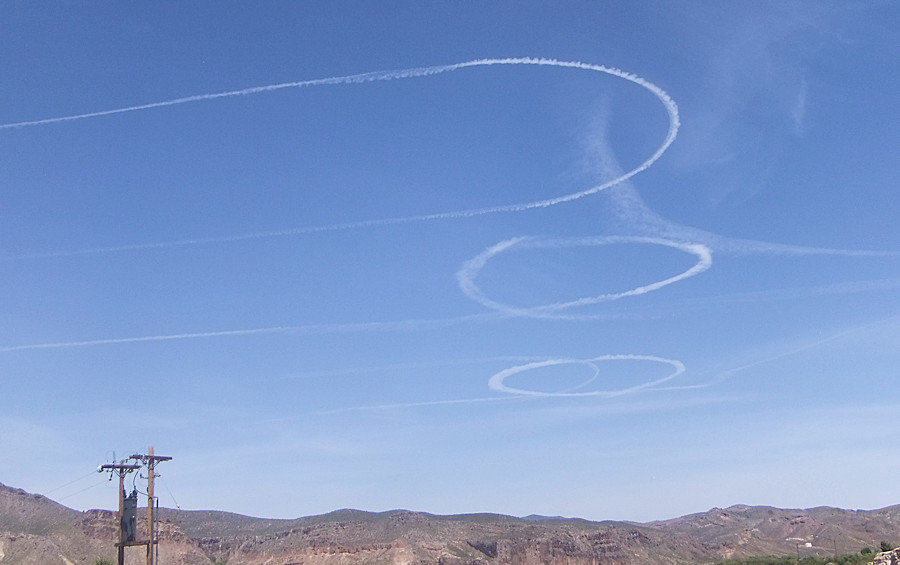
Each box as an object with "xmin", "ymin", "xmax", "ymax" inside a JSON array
[
  {"xmin": 715, "ymin": 550, "xmax": 879, "ymax": 565},
  {"xmin": 93, "ymin": 560, "xmax": 114, "ymax": 565},
  {"xmin": 209, "ymin": 558, "xmax": 228, "ymax": 565},
  {"xmin": 880, "ymin": 541, "xmax": 894, "ymax": 552},
  {"xmin": 445, "ymin": 543, "xmax": 473, "ymax": 559}
]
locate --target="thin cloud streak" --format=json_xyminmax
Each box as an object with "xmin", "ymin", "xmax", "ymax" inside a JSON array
[
  {"xmin": 0, "ymin": 313, "xmax": 501, "ymax": 353},
  {"xmin": 676, "ymin": 277, "xmax": 900, "ymax": 306},
  {"xmin": 589, "ymin": 277, "xmax": 900, "ymax": 319},
  {"xmin": 276, "ymin": 355, "xmax": 547, "ymax": 381},
  {"xmin": 657, "ymin": 312, "xmax": 900, "ymax": 392},
  {"xmin": 308, "ymin": 396, "xmax": 518, "ymax": 416}
]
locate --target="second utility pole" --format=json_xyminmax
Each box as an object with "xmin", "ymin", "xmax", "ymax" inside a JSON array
[{"xmin": 131, "ymin": 446, "xmax": 172, "ymax": 565}]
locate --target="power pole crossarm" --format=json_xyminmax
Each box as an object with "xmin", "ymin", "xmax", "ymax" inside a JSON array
[
  {"xmin": 130, "ymin": 454, "xmax": 173, "ymax": 464},
  {"xmin": 99, "ymin": 464, "xmax": 142, "ymax": 472}
]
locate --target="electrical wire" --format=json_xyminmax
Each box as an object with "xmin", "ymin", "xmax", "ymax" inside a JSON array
[
  {"xmin": 56, "ymin": 478, "xmax": 107, "ymax": 502},
  {"xmin": 130, "ymin": 471, "xmax": 148, "ymax": 496},
  {"xmin": 45, "ymin": 469, "xmax": 99, "ymax": 495},
  {"xmin": 157, "ymin": 474, "xmax": 182, "ymax": 510}
]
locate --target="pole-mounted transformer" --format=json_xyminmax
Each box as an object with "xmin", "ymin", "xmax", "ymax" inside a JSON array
[
  {"xmin": 122, "ymin": 489, "xmax": 138, "ymax": 542},
  {"xmin": 100, "ymin": 447, "xmax": 171, "ymax": 565}
]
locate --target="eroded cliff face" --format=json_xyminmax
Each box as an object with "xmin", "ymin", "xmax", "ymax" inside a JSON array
[
  {"xmin": 194, "ymin": 537, "xmax": 621, "ymax": 565},
  {"xmin": 197, "ymin": 539, "xmax": 426, "ymax": 565}
]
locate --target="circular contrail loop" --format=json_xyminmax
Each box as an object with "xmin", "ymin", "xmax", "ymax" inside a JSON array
[
  {"xmin": 457, "ymin": 235, "xmax": 713, "ymax": 318},
  {"xmin": 489, "ymin": 355, "xmax": 686, "ymax": 397}
]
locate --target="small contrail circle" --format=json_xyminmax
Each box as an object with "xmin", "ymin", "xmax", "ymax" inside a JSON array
[{"xmin": 488, "ymin": 354, "xmax": 686, "ymax": 397}]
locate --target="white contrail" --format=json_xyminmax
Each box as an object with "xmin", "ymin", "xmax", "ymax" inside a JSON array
[
  {"xmin": 0, "ymin": 215, "xmax": 424, "ymax": 260},
  {"xmin": 487, "ymin": 354, "xmax": 686, "ymax": 397},
  {"xmin": 1, "ymin": 57, "xmax": 679, "ymax": 260},
  {"xmin": 667, "ymin": 277, "xmax": 900, "ymax": 308},
  {"xmin": 309, "ymin": 395, "xmax": 520, "ymax": 416},
  {"xmin": 570, "ymin": 277, "xmax": 900, "ymax": 321},
  {"xmin": 0, "ymin": 313, "xmax": 500, "ymax": 353},
  {"xmin": 0, "ymin": 63, "xmax": 470, "ymax": 130},
  {"xmin": 0, "ymin": 326, "xmax": 290, "ymax": 353},
  {"xmin": 277, "ymin": 355, "xmax": 548, "ymax": 381},
  {"xmin": 456, "ymin": 235, "xmax": 713, "ymax": 317}
]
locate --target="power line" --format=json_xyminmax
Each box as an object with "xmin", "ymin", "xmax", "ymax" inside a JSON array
[
  {"xmin": 157, "ymin": 474, "xmax": 181, "ymax": 510},
  {"xmin": 56, "ymin": 478, "xmax": 108, "ymax": 502},
  {"xmin": 45, "ymin": 470, "xmax": 99, "ymax": 495}
]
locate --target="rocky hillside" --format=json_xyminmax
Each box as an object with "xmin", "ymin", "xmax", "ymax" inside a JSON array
[
  {"xmin": 1, "ymin": 482, "xmax": 897, "ymax": 565},
  {"xmin": 646, "ymin": 504, "xmax": 900, "ymax": 559}
]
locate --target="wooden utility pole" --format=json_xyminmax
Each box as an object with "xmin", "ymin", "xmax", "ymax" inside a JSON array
[
  {"xmin": 99, "ymin": 462, "xmax": 141, "ymax": 565},
  {"xmin": 130, "ymin": 446, "xmax": 172, "ymax": 565}
]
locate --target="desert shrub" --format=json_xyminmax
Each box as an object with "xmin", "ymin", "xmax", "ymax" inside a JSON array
[{"xmin": 716, "ymin": 552, "xmax": 878, "ymax": 564}]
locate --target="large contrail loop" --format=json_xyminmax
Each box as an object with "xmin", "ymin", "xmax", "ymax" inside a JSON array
[{"xmin": 1, "ymin": 58, "xmax": 679, "ymax": 260}]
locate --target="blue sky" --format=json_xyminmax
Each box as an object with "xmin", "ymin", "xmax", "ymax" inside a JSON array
[{"xmin": 2, "ymin": 2, "xmax": 899, "ymax": 522}]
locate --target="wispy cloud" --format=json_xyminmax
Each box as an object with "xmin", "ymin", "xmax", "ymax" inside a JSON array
[
  {"xmin": 790, "ymin": 79, "xmax": 808, "ymax": 136},
  {"xmin": 666, "ymin": 2, "xmax": 846, "ymax": 203},
  {"xmin": 583, "ymin": 109, "xmax": 896, "ymax": 256}
]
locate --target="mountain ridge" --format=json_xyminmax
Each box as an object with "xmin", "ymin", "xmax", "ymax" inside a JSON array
[{"xmin": 1, "ymin": 481, "xmax": 897, "ymax": 564}]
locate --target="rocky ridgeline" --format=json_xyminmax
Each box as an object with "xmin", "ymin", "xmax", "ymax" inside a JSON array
[{"xmin": 1, "ymin": 482, "xmax": 898, "ymax": 565}]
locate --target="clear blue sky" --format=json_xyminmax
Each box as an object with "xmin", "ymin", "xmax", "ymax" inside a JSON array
[{"xmin": 2, "ymin": 1, "xmax": 899, "ymax": 522}]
